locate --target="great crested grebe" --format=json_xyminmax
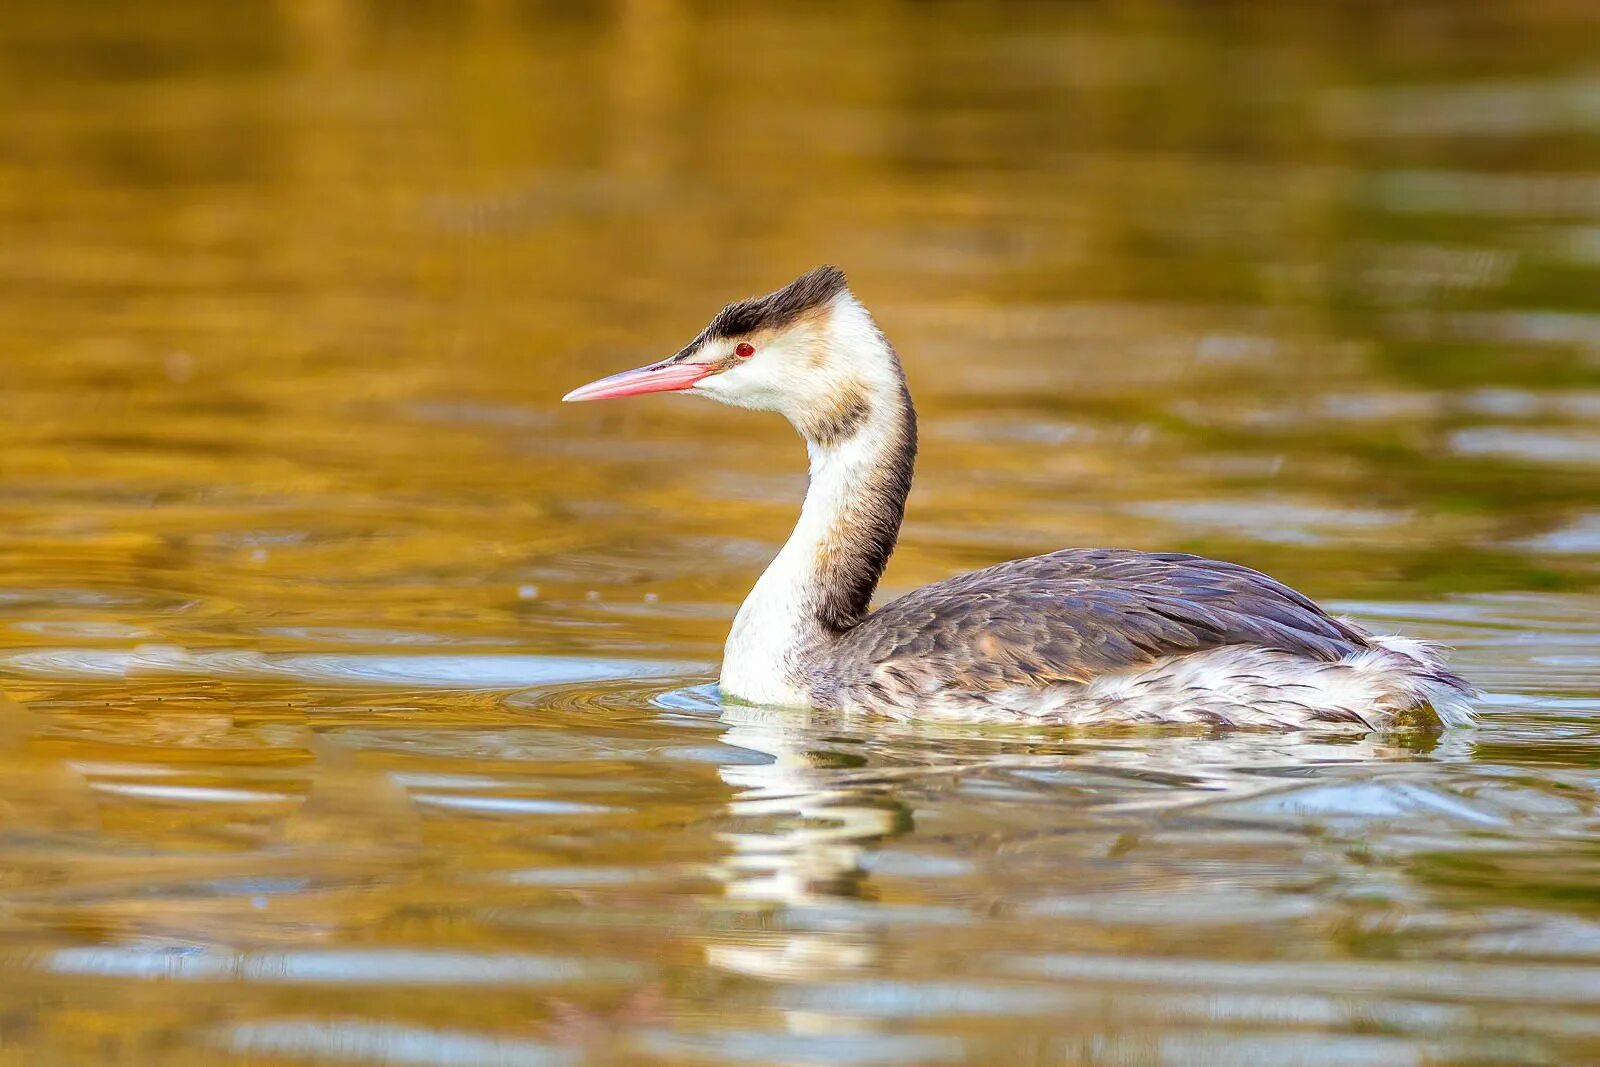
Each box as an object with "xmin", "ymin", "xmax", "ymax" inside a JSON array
[{"xmin": 563, "ymin": 267, "xmax": 1476, "ymax": 730}]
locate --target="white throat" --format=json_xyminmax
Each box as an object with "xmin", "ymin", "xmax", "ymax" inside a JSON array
[{"xmin": 718, "ymin": 300, "xmax": 913, "ymax": 707}]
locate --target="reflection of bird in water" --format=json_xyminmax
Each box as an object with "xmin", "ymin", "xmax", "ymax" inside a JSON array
[
  {"xmin": 698, "ymin": 698, "xmax": 1472, "ymax": 990},
  {"xmin": 566, "ymin": 267, "xmax": 1476, "ymax": 730},
  {"xmin": 708, "ymin": 704, "xmax": 909, "ymax": 982}
]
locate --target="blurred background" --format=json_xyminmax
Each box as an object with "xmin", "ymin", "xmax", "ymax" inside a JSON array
[{"xmin": 0, "ymin": 2, "xmax": 1598, "ymax": 1065}]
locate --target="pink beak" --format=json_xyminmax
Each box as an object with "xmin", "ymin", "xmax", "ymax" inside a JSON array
[{"xmin": 561, "ymin": 358, "xmax": 711, "ymax": 403}]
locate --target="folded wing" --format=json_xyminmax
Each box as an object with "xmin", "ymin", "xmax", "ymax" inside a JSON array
[{"xmin": 823, "ymin": 549, "xmax": 1372, "ymax": 695}]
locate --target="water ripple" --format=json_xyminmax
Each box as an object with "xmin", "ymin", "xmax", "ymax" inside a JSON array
[
  {"xmin": 0, "ymin": 647, "xmax": 699, "ymax": 689},
  {"xmin": 41, "ymin": 947, "xmax": 634, "ymax": 986},
  {"xmin": 1007, "ymin": 952, "xmax": 1600, "ymax": 1003},
  {"xmin": 220, "ymin": 1020, "xmax": 570, "ymax": 1067}
]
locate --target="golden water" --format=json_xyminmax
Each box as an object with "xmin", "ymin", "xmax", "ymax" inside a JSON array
[{"xmin": 1, "ymin": 3, "xmax": 1598, "ymax": 1064}]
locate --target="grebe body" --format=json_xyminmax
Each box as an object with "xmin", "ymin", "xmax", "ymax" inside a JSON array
[{"xmin": 563, "ymin": 268, "xmax": 1475, "ymax": 730}]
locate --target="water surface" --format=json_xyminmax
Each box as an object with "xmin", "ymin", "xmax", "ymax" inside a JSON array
[{"xmin": 1, "ymin": 3, "xmax": 1599, "ymax": 1064}]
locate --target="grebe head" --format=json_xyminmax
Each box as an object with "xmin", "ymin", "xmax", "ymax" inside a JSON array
[{"xmin": 562, "ymin": 266, "xmax": 901, "ymax": 443}]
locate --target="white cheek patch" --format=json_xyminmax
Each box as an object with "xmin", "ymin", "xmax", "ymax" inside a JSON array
[
  {"xmin": 704, "ymin": 296, "xmax": 898, "ymax": 423},
  {"xmin": 694, "ymin": 333, "xmax": 819, "ymax": 412}
]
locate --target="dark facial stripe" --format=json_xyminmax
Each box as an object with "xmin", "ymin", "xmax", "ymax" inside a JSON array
[
  {"xmin": 671, "ymin": 266, "xmax": 848, "ymax": 363},
  {"xmin": 706, "ymin": 265, "xmax": 847, "ymax": 339},
  {"xmin": 800, "ymin": 390, "xmax": 871, "ymax": 448}
]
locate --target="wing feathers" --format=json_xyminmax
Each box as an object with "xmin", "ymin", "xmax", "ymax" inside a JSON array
[{"xmin": 821, "ymin": 548, "xmax": 1370, "ymax": 698}]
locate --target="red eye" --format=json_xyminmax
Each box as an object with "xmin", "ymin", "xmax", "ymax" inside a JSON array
[{"xmin": 735, "ymin": 342, "xmax": 755, "ymax": 358}]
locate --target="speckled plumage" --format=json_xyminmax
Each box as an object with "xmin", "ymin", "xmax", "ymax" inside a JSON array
[
  {"xmin": 806, "ymin": 549, "xmax": 1475, "ymax": 729},
  {"xmin": 830, "ymin": 549, "xmax": 1365, "ymax": 680}
]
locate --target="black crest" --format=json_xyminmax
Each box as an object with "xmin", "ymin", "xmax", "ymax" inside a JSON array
[{"xmin": 703, "ymin": 265, "xmax": 849, "ymax": 340}]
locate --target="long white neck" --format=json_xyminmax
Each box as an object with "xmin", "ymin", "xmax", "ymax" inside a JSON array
[{"xmin": 718, "ymin": 308, "xmax": 916, "ymax": 707}]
